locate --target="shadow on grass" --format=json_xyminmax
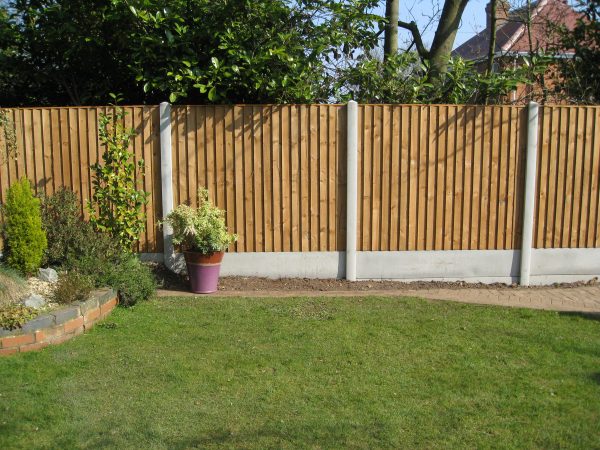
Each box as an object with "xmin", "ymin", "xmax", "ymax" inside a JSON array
[{"xmin": 558, "ymin": 311, "xmax": 600, "ymax": 322}]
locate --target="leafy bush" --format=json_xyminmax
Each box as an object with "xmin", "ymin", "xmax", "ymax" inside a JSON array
[
  {"xmin": 0, "ymin": 304, "xmax": 36, "ymax": 330},
  {"xmin": 162, "ymin": 187, "xmax": 237, "ymax": 254},
  {"xmin": 41, "ymin": 188, "xmax": 92, "ymax": 266},
  {"xmin": 51, "ymin": 271, "xmax": 94, "ymax": 305},
  {"xmin": 70, "ymin": 251, "xmax": 155, "ymax": 307},
  {"xmin": 88, "ymin": 105, "xmax": 148, "ymax": 252},
  {"xmin": 2, "ymin": 177, "xmax": 47, "ymax": 275}
]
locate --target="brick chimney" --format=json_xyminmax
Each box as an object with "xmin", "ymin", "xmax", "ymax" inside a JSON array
[{"xmin": 486, "ymin": 0, "xmax": 510, "ymax": 30}]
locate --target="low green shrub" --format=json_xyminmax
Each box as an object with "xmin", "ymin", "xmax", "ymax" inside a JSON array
[
  {"xmin": 2, "ymin": 177, "xmax": 47, "ymax": 275},
  {"xmin": 0, "ymin": 304, "xmax": 36, "ymax": 330},
  {"xmin": 51, "ymin": 272, "xmax": 94, "ymax": 305},
  {"xmin": 97, "ymin": 255, "xmax": 156, "ymax": 307},
  {"xmin": 70, "ymin": 251, "xmax": 155, "ymax": 307},
  {"xmin": 41, "ymin": 188, "xmax": 91, "ymax": 266}
]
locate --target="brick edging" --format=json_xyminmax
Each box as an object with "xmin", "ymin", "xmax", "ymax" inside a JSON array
[{"xmin": 0, "ymin": 288, "xmax": 118, "ymax": 356}]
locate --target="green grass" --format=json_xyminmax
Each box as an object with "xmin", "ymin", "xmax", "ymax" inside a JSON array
[{"xmin": 1, "ymin": 296, "xmax": 599, "ymax": 449}]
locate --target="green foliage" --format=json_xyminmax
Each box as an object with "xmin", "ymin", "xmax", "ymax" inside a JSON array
[
  {"xmin": 96, "ymin": 254, "xmax": 156, "ymax": 307},
  {"xmin": 41, "ymin": 188, "xmax": 93, "ymax": 266},
  {"xmin": 0, "ymin": 303, "xmax": 36, "ymax": 330},
  {"xmin": 52, "ymin": 272, "xmax": 94, "ymax": 305},
  {"xmin": 558, "ymin": 0, "xmax": 600, "ymax": 103},
  {"xmin": 162, "ymin": 188, "xmax": 237, "ymax": 254},
  {"xmin": 2, "ymin": 178, "xmax": 47, "ymax": 275},
  {"xmin": 88, "ymin": 105, "xmax": 148, "ymax": 252},
  {"xmin": 337, "ymin": 53, "xmax": 542, "ymax": 104}
]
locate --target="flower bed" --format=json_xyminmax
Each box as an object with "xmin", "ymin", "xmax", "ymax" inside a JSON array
[{"xmin": 0, "ymin": 288, "xmax": 117, "ymax": 356}]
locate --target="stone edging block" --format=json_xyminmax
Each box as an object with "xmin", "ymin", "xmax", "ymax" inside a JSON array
[{"xmin": 0, "ymin": 288, "xmax": 118, "ymax": 356}]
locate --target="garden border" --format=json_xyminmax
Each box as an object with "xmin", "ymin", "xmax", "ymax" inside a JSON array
[{"xmin": 0, "ymin": 288, "xmax": 117, "ymax": 356}]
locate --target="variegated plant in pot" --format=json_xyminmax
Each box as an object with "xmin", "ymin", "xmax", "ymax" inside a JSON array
[{"xmin": 162, "ymin": 188, "xmax": 237, "ymax": 294}]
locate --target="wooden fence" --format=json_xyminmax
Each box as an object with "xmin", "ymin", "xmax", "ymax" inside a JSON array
[{"xmin": 0, "ymin": 103, "xmax": 598, "ymax": 253}]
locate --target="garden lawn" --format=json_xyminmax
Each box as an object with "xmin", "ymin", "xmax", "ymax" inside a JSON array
[{"xmin": 1, "ymin": 295, "xmax": 599, "ymax": 449}]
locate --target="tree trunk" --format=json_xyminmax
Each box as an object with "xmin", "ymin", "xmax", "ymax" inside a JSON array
[
  {"xmin": 427, "ymin": 0, "xmax": 470, "ymax": 79},
  {"xmin": 486, "ymin": 0, "xmax": 498, "ymax": 75},
  {"xmin": 383, "ymin": 0, "xmax": 399, "ymax": 61}
]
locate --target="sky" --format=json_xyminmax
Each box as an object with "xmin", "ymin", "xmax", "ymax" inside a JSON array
[{"xmin": 373, "ymin": 0, "xmax": 490, "ymax": 50}]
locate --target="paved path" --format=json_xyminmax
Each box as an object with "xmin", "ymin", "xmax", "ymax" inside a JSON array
[{"xmin": 157, "ymin": 285, "xmax": 600, "ymax": 313}]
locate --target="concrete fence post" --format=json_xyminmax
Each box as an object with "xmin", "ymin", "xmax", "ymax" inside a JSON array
[
  {"xmin": 520, "ymin": 101, "xmax": 539, "ymax": 286},
  {"xmin": 346, "ymin": 101, "xmax": 358, "ymax": 281},
  {"xmin": 159, "ymin": 102, "xmax": 175, "ymax": 270}
]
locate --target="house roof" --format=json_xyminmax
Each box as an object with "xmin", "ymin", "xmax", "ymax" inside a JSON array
[{"xmin": 452, "ymin": 0, "xmax": 581, "ymax": 61}]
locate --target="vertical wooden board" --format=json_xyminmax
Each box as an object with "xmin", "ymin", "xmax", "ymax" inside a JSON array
[
  {"xmin": 70, "ymin": 109, "xmax": 82, "ymax": 198},
  {"xmin": 318, "ymin": 105, "xmax": 328, "ymax": 250},
  {"xmin": 444, "ymin": 106, "xmax": 456, "ymax": 250},
  {"xmin": 271, "ymin": 106, "xmax": 282, "ymax": 252},
  {"xmin": 185, "ymin": 107, "xmax": 197, "ymax": 208},
  {"xmin": 262, "ymin": 106, "xmax": 273, "ymax": 251},
  {"xmin": 281, "ymin": 106, "xmax": 292, "ymax": 252},
  {"xmin": 416, "ymin": 106, "xmax": 428, "ymax": 250},
  {"xmin": 553, "ymin": 107, "xmax": 568, "ymax": 247},
  {"xmin": 50, "ymin": 108, "xmax": 64, "ymax": 191},
  {"xmin": 561, "ymin": 107, "xmax": 576, "ymax": 247},
  {"xmin": 0, "ymin": 111, "xmax": 9, "ymax": 204},
  {"xmin": 361, "ymin": 106, "xmax": 373, "ymax": 251},
  {"xmin": 488, "ymin": 107, "xmax": 500, "ymax": 249},
  {"xmin": 178, "ymin": 107, "xmax": 189, "ymax": 205},
  {"xmin": 408, "ymin": 106, "xmax": 419, "ymax": 250},
  {"xmin": 21, "ymin": 110, "xmax": 36, "ymax": 187},
  {"xmin": 463, "ymin": 107, "xmax": 475, "ymax": 249},
  {"xmin": 215, "ymin": 106, "xmax": 226, "ymax": 212},
  {"xmin": 452, "ymin": 106, "xmax": 464, "ymax": 250},
  {"xmin": 570, "ymin": 107, "xmax": 585, "ymax": 247},
  {"xmin": 309, "ymin": 105, "xmax": 319, "ymax": 251},
  {"xmin": 336, "ymin": 106, "xmax": 347, "ymax": 251},
  {"xmin": 371, "ymin": 106, "xmax": 382, "ymax": 250},
  {"xmin": 133, "ymin": 108, "xmax": 147, "ymax": 252},
  {"xmin": 194, "ymin": 107, "xmax": 206, "ymax": 191},
  {"xmin": 592, "ymin": 109, "xmax": 600, "ymax": 246},
  {"xmin": 223, "ymin": 107, "xmax": 236, "ymax": 251},
  {"xmin": 11, "ymin": 109, "xmax": 27, "ymax": 180},
  {"xmin": 496, "ymin": 107, "xmax": 508, "ymax": 248},
  {"xmin": 537, "ymin": 106, "xmax": 551, "ymax": 247},
  {"xmin": 205, "ymin": 106, "xmax": 216, "ymax": 205},
  {"xmin": 40, "ymin": 109, "xmax": 54, "ymax": 196},
  {"xmin": 242, "ymin": 106, "xmax": 255, "ymax": 251},
  {"xmin": 390, "ymin": 106, "xmax": 401, "ymax": 250},
  {"xmin": 58, "ymin": 108, "xmax": 72, "ymax": 189},
  {"xmin": 545, "ymin": 107, "xmax": 559, "ymax": 247},
  {"xmin": 327, "ymin": 106, "xmax": 336, "ymax": 251},
  {"xmin": 76, "ymin": 109, "xmax": 90, "ymax": 221},
  {"xmin": 578, "ymin": 108, "xmax": 593, "ymax": 247},
  {"xmin": 6, "ymin": 109, "xmax": 18, "ymax": 184},
  {"xmin": 470, "ymin": 107, "xmax": 482, "ymax": 250},
  {"xmin": 87, "ymin": 109, "xmax": 100, "ymax": 220},
  {"xmin": 435, "ymin": 106, "xmax": 447, "ymax": 250},
  {"xmin": 140, "ymin": 107, "xmax": 155, "ymax": 253},
  {"xmin": 32, "ymin": 109, "xmax": 45, "ymax": 194},
  {"xmin": 233, "ymin": 106, "xmax": 245, "ymax": 251},
  {"xmin": 504, "ymin": 107, "xmax": 518, "ymax": 249},
  {"xmin": 399, "ymin": 106, "xmax": 410, "ymax": 250},
  {"xmin": 299, "ymin": 106, "xmax": 310, "ymax": 251},
  {"xmin": 477, "ymin": 107, "xmax": 491, "ymax": 249},
  {"xmin": 290, "ymin": 106, "xmax": 300, "ymax": 252},
  {"xmin": 426, "ymin": 106, "xmax": 437, "ymax": 250},
  {"xmin": 380, "ymin": 105, "xmax": 392, "ymax": 251}
]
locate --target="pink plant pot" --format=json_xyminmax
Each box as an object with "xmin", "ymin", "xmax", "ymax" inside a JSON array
[{"xmin": 184, "ymin": 251, "xmax": 224, "ymax": 294}]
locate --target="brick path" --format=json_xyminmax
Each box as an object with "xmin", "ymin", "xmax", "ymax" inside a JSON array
[{"xmin": 157, "ymin": 285, "xmax": 600, "ymax": 313}]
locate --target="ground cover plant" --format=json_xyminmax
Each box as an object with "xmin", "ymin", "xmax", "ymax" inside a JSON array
[{"xmin": 1, "ymin": 295, "xmax": 598, "ymax": 449}]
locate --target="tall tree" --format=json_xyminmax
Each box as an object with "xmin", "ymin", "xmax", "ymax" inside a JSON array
[
  {"xmin": 397, "ymin": 0, "xmax": 470, "ymax": 79},
  {"xmin": 383, "ymin": 0, "xmax": 399, "ymax": 60}
]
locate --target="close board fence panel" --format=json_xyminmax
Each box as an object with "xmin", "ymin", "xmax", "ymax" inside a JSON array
[
  {"xmin": 0, "ymin": 106, "xmax": 163, "ymax": 253},
  {"xmin": 534, "ymin": 105, "xmax": 600, "ymax": 248},
  {"xmin": 356, "ymin": 104, "xmax": 528, "ymax": 251},
  {"xmin": 2, "ymin": 103, "xmax": 600, "ymax": 260},
  {"xmin": 170, "ymin": 104, "xmax": 347, "ymax": 252}
]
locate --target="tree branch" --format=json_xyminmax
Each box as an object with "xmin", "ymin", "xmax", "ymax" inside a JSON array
[{"xmin": 397, "ymin": 20, "xmax": 429, "ymax": 59}]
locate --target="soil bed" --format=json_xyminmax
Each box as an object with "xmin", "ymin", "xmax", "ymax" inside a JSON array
[{"xmin": 150, "ymin": 263, "xmax": 597, "ymax": 293}]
